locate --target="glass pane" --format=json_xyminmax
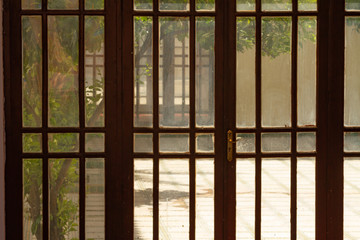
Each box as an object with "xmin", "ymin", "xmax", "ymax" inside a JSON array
[
  {"xmin": 297, "ymin": 132, "xmax": 316, "ymax": 152},
  {"xmin": 134, "ymin": 134, "xmax": 153, "ymax": 153},
  {"xmin": 196, "ymin": 0, "xmax": 215, "ymax": 11},
  {"xmin": 346, "ymin": 0, "xmax": 360, "ymax": 11},
  {"xmin": 134, "ymin": 0, "xmax": 153, "ymax": 10},
  {"xmin": 297, "ymin": 158, "xmax": 315, "ymax": 239},
  {"xmin": 159, "ymin": 159, "xmax": 189, "ymax": 239},
  {"xmin": 85, "ymin": 0, "xmax": 104, "ymax": 10},
  {"xmin": 49, "ymin": 159, "xmax": 79, "ymax": 240},
  {"xmin": 299, "ymin": 0, "xmax": 317, "ymax": 11},
  {"xmin": 262, "ymin": 0, "xmax": 292, "ymax": 11},
  {"xmin": 237, "ymin": 0, "xmax": 255, "ymax": 11},
  {"xmin": 196, "ymin": 17, "xmax": 215, "ymax": 127},
  {"xmin": 344, "ymin": 158, "xmax": 360, "ymax": 239},
  {"xmin": 196, "ymin": 133, "xmax": 215, "ymax": 153},
  {"xmin": 85, "ymin": 16, "xmax": 105, "ymax": 127},
  {"xmin": 134, "ymin": 159, "xmax": 153, "ymax": 240},
  {"xmin": 262, "ymin": 17, "xmax": 292, "ymax": 127},
  {"xmin": 159, "ymin": 0, "xmax": 190, "ymax": 11},
  {"xmin": 85, "ymin": 159, "xmax": 105, "ymax": 240},
  {"xmin": 22, "ymin": 0, "xmax": 41, "ymax": 9},
  {"xmin": 86, "ymin": 133, "xmax": 105, "ymax": 152},
  {"xmin": 236, "ymin": 17, "xmax": 256, "ymax": 128},
  {"xmin": 262, "ymin": 158, "xmax": 290, "ymax": 239},
  {"xmin": 23, "ymin": 159, "xmax": 42, "ymax": 240},
  {"xmin": 48, "ymin": 0, "xmax": 79, "ymax": 9},
  {"xmin": 344, "ymin": 132, "xmax": 360, "ymax": 152},
  {"xmin": 298, "ymin": 17, "xmax": 317, "ymax": 127},
  {"xmin": 262, "ymin": 133, "xmax": 291, "ymax": 152},
  {"xmin": 236, "ymin": 133, "xmax": 255, "ymax": 153},
  {"xmin": 236, "ymin": 159, "xmax": 255, "ymax": 239},
  {"xmin": 48, "ymin": 16, "xmax": 79, "ymax": 127},
  {"xmin": 345, "ymin": 17, "xmax": 360, "ymax": 126},
  {"xmin": 159, "ymin": 17, "xmax": 190, "ymax": 128},
  {"xmin": 48, "ymin": 133, "xmax": 79, "ymax": 153},
  {"xmin": 196, "ymin": 158, "xmax": 214, "ymax": 240},
  {"xmin": 134, "ymin": 17, "xmax": 153, "ymax": 128},
  {"xmin": 159, "ymin": 133, "xmax": 189, "ymax": 153},
  {"xmin": 22, "ymin": 16, "xmax": 42, "ymax": 127},
  {"xmin": 23, "ymin": 133, "xmax": 42, "ymax": 153}
]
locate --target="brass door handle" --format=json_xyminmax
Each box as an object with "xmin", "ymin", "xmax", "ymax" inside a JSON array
[{"xmin": 227, "ymin": 130, "xmax": 235, "ymax": 162}]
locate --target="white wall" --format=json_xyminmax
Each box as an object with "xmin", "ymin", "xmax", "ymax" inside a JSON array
[{"xmin": 0, "ymin": 0, "xmax": 5, "ymax": 239}]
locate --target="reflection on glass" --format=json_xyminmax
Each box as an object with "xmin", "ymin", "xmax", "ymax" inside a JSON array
[
  {"xmin": 196, "ymin": 17, "xmax": 215, "ymax": 127},
  {"xmin": 134, "ymin": 159, "xmax": 153, "ymax": 240},
  {"xmin": 85, "ymin": 16, "xmax": 105, "ymax": 127},
  {"xmin": 22, "ymin": 0, "xmax": 41, "ymax": 10},
  {"xmin": 196, "ymin": 159, "xmax": 214, "ymax": 240},
  {"xmin": 262, "ymin": 0, "xmax": 292, "ymax": 11},
  {"xmin": 48, "ymin": 16, "xmax": 79, "ymax": 127},
  {"xmin": 85, "ymin": 158, "xmax": 105, "ymax": 240},
  {"xmin": 159, "ymin": 133, "xmax": 189, "ymax": 153},
  {"xmin": 236, "ymin": 133, "xmax": 255, "ymax": 153},
  {"xmin": 86, "ymin": 133, "xmax": 105, "ymax": 152},
  {"xmin": 262, "ymin": 17, "xmax": 292, "ymax": 127},
  {"xmin": 159, "ymin": 159, "xmax": 189, "ymax": 239},
  {"xmin": 297, "ymin": 158, "xmax": 315, "ymax": 239},
  {"xmin": 134, "ymin": 0, "xmax": 153, "ymax": 10},
  {"xmin": 298, "ymin": 17, "xmax": 317, "ymax": 127},
  {"xmin": 196, "ymin": 0, "xmax": 215, "ymax": 11},
  {"xmin": 345, "ymin": 17, "xmax": 360, "ymax": 126},
  {"xmin": 297, "ymin": 132, "xmax": 316, "ymax": 152},
  {"xmin": 48, "ymin": 0, "xmax": 78, "ymax": 9},
  {"xmin": 135, "ymin": 17, "xmax": 153, "ymax": 128},
  {"xmin": 85, "ymin": 0, "xmax": 104, "ymax": 10},
  {"xmin": 159, "ymin": 17, "xmax": 190, "ymax": 128},
  {"xmin": 160, "ymin": 0, "xmax": 189, "ymax": 11},
  {"xmin": 237, "ymin": 17, "xmax": 256, "ymax": 128},
  {"xmin": 23, "ymin": 133, "xmax": 42, "ymax": 153},
  {"xmin": 262, "ymin": 133, "xmax": 291, "ymax": 152},
  {"xmin": 196, "ymin": 133, "xmax": 215, "ymax": 153},
  {"xmin": 299, "ymin": 0, "xmax": 317, "ymax": 11},
  {"xmin": 48, "ymin": 133, "xmax": 79, "ymax": 153},
  {"xmin": 49, "ymin": 159, "xmax": 79, "ymax": 240},
  {"xmin": 346, "ymin": 0, "xmax": 360, "ymax": 11},
  {"xmin": 236, "ymin": 159, "xmax": 255, "ymax": 239},
  {"xmin": 262, "ymin": 158, "xmax": 290, "ymax": 239},
  {"xmin": 344, "ymin": 132, "xmax": 360, "ymax": 152},
  {"xmin": 134, "ymin": 134, "xmax": 153, "ymax": 153},
  {"xmin": 23, "ymin": 159, "xmax": 42, "ymax": 240},
  {"xmin": 22, "ymin": 16, "xmax": 42, "ymax": 127},
  {"xmin": 344, "ymin": 158, "xmax": 360, "ymax": 239},
  {"xmin": 237, "ymin": 0, "xmax": 255, "ymax": 11}
]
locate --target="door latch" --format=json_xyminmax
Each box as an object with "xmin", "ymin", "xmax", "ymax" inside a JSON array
[{"xmin": 227, "ymin": 130, "xmax": 235, "ymax": 162}]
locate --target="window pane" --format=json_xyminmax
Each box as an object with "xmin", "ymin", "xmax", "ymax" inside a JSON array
[
  {"xmin": 48, "ymin": 133, "xmax": 80, "ymax": 153},
  {"xmin": 85, "ymin": 16, "xmax": 105, "ymax": 127},
  {"xmin": 196, "ymin": 133, "xmax": 215, "ymax": 153},
  {"xmin": 159, "ymin": 133, "xmax": 190, "ymax": 153},
  {"xmin": 262, "ymin": 133, "xmax": 291, "ymax": 153},
  {"xmin": 23, "ymin": 133, "xmax": 42, "ymax": 153},
  {"xmin": 49, "ymin": 159, "xmax": 79, "ymax": 240},
  {"xmin": 85, "ymin": 0, "xmax": 104, "ymax": 10},
  {"xmin": 48, "ymin": 16, "xmax": 79, "ymax": 127},
  {"xmin": 196, "ymin": 17, "xmax": 215, "ymax": 127},
  {"xmin": 23, "ymin": 159, "xmax": 42, "ymax": 240},
  {"xmin": 48, "ymin": 0, "xmax": 79, "ymax": 9},
  {"xmin": 236, "ymin": 17, "xmax": 256, "ymax": 128},
  {"xmin": 134, "ymin": 17, "xmax": 153, "ymax": 128},
  {"xmin": 134, "ymin": 133, "xmax": 153, "ymax": 153},
  {"xmin": 236, "ymin": 133, "xmax": 255, "ymax": 153},
  {"xmin": 237, "ymin": 0, "xmax": 255, "ymax": 11},
  {"xmin": 262, "ymin": 17, "xmax": 292, "ymax": 127},
  {"xmin": 159, "ymin": 159, "xmax": 189, "ymax": 239},
  {"xmin": 298, "ymin": 17, "xmax": 317, "ymax": 127},
  {"xmin": 86, "ymin": 158, "xmax": 105, "ymax": 240},
  {"xmin": 159, "ymin": 17, "xmax": 190, "ymax": 128},
  {"xmin": 159, "ymin": 0, "xmax": 190, "ymax": 11},
  {"xmin": 134, "ymin": 159, "xmax": 153, "ymax": 240},
  {"xmin": 134, "ymin": 0, "xmax": 153, "ymax": 10},
  {"xmin": 297, "ymin": 132, "xmax": 316, "ymax": 152},
  {"xmin": 86, "ymin": 133, "xmax": 105, "ymax": 152},
  {"xmin": 22, "ymin": 0, "xmax": 41, "ymax": 10},
  {"xmin": 262, "ymin": 0, "xmax": 292, "ymax": 11},
  {"xmin": 346, "ymin": 0, "xmax": 360, "ymax": 11},
  {"xmin": 299, "ymin": 0, "xmax": 317, "ymax": 11},
  {"xmin": 196, "ymin": 0, "xmax": 215, "ymax": 11},
  {"xmin": 345, "ymin": 17, "xmax": 360, "ymax": 126},
  {"xmin": 22, "ymin": 16, "xmax": 42, "ymax": 127},
  {"xmin": 344, "ymin": 132, "xmax": 360, "ymax": 152}
]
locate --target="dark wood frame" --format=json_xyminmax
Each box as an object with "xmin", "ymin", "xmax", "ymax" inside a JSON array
[{"xmin": 3, "ymin": 0, "xmax": 349, "ymax": 239}]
